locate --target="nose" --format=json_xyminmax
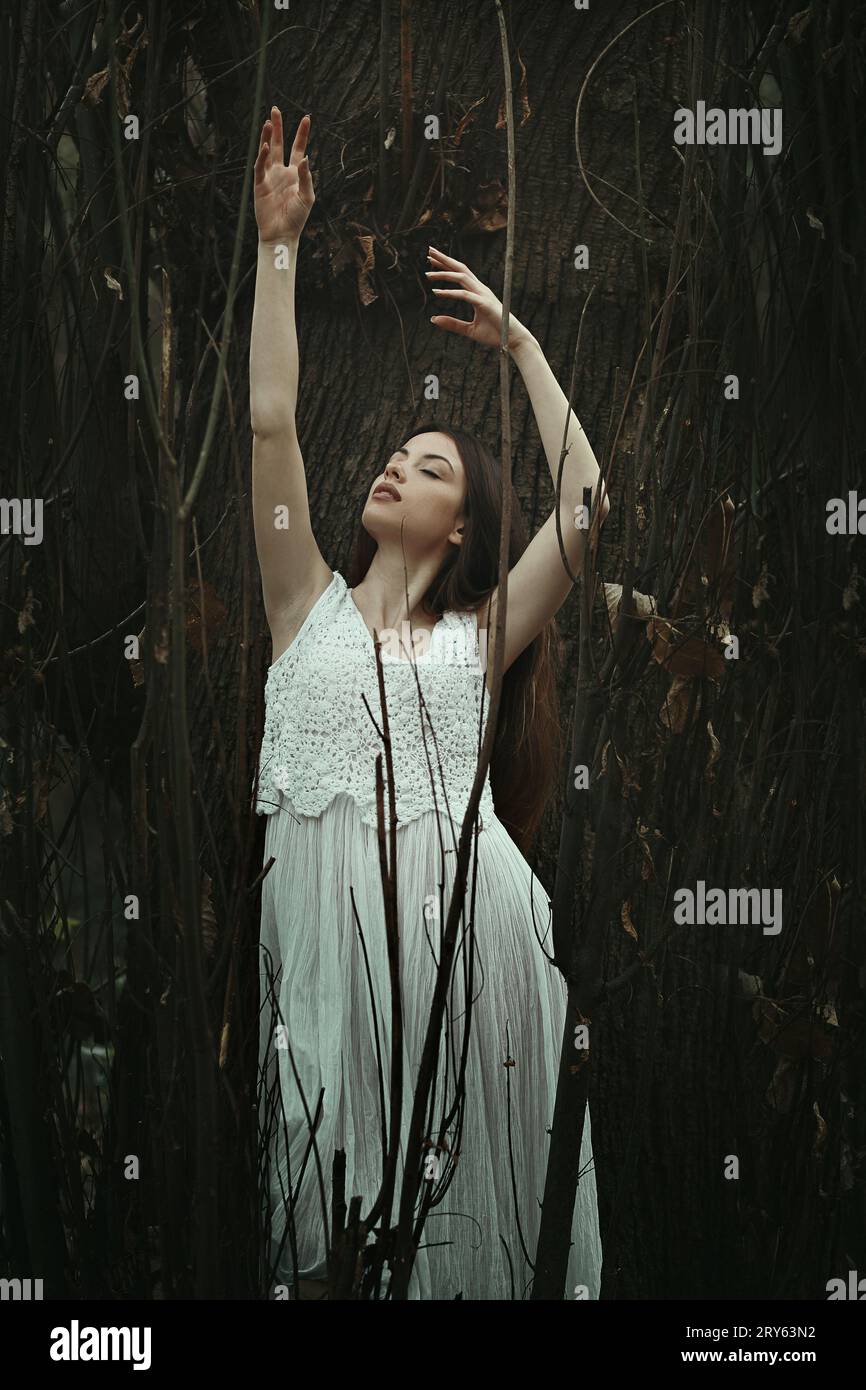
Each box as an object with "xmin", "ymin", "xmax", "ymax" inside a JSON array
[{"xmin": 384, "ymin": 461, "xmax": 404, "ymax": 482}]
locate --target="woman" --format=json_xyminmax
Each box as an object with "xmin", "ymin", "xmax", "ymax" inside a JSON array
[{"xmin": 251, "ymin": 107, "xmax": 609, "ymax": 1300}]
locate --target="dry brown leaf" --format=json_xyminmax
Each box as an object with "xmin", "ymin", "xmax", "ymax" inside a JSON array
[
  {"xmin": 706, "ymin": 720, "xmax": 721, "ymax": 775},
  {"xmin": 354, "ymin": 233, "xmax": 378, "ymax": 306},
  {"xmin": 753, "ymin": 997, "xmax": 835, "ymax": 1060},
  {"xmin": 81, "ymin": 68, "xmax": 110, "ymax": 105},
  {"xmin": 648, "ymin": 617, "xmax": 727, "ymax": 680},
  {"xmin": 621, "ymin": 900, "xmax": 638, "ymax": 941},
  {"xmin": 495, "ymin": 50, "xmax": 531, "ymax": 127},
  {"xmin": 787, "ymin": 7, "xmax": 813, "ymax": 42},
  {"xmin": 636, "ymin": 822, "xmax": 656, "ymax": 882},
  {"xmin": 104, "ymin": 269, "xmax": 124, "ymax": 301},
  {"xmin": 451, "ymin": 97, "xmax": 485, "ymax": 148},
  {"xmin": 17, "ymin": 590, "xmax": 35, "ymax": 633},
  {"xmin": 463, "ymin": 180, "xmax": 508, "ymax": 233},
  {"xmin": 603, "ymin": 583, "xmax": 658, "ymax": 624},
  {"xmin": 599, "ymin": 739, "xmax": 610, "ymax": 776},
  {"xmin": 614, "ymin": 748, "xmax": 641, "ymax": 796},
  {"xmin": 752, "ymin": 562, "xmax": 772, "ymax": 608},
  {"xmin": 658, "ymin": 673, "xmax": 698, "ymax": 733}
]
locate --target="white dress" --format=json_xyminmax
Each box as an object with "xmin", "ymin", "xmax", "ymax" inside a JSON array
[{"xmin": 254, "ymin": 570, "xmax": 601, "ymax": 1299}]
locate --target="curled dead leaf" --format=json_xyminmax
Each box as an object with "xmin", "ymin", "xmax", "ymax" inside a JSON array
[
  {"xmin": 354, "ymin": 233, "xmax": 377, "ymax": 306},
  {"xmin": 614, "ymin": 748, "xmax": 641, "ymax": 796},
  {"xmin": 103, "ymin": 269, "xmax": 124, "ymax": 301},
  {"xmin": 752, "ymin": 562, "xmax": 772, "ymax": 608},
  {"xmin": 463, "ymin": 180, "xmax": 508, "ymax": 233},
  {"xmin": 737, "ymin": 969, "xmax": 763, "ymax": 998},
  {"xmin": 599, "ymin": 739, "xmax": 610, "ymax": 776},
  {"xmin": 621, "ymin": 900, "xmax": 638, "ymax": 941},
  {"xmin": 451, "ymin": 97, "xmax": 485, "ymax": 148},
  {"xmin": 648, "ymin": 617, "xmax": 727, "ymax": 680},
  {"xmin": 658, "ymin": 673, "xmax": 698, "ymax": 733},
  {"xmin": 17, "ymin": 590, "xmax": 36, "ymax": 634},
  {"xmin": 706, "ymin": 720, "xmax": 721, "ymax": 775},
  {"xmin": 496, "ymin": 50, "xmax": 531, "ymax": 128},
  {"xmin": 82, "ymin": 68, "xmax": 111, "ymax": 106},
  {"xmin": 635, "ymin": 822, "xmax": 656, "ymax": 882},
  {"xmin": 753, "ymin": 997, "xmax": 835, "ymax": 1060},
  {"xmin": 787, "ymin": 7, "xmax": 812, "ymax": 43},
  {"xmin": 602, "ymin": 582, "xmax": 658, "ymax": 624}
]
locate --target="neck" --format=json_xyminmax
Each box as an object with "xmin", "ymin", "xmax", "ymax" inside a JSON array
[{"xmin": 353, "ymin": 545, "xmax": 449, "ymax": 628}]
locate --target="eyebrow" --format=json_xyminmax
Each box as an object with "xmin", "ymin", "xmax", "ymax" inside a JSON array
[{"xmin": 395, "ymin": 446, "xmax": 455, "ymax": 474}]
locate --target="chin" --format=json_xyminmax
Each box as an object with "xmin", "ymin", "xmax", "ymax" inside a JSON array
[
  {"xmin": 360, "ymin": 505, "xmax": 387, "ymax": 540},
  {"xmin": 361, "ymin": 500, "xmax": 406, "ymax": 535}
]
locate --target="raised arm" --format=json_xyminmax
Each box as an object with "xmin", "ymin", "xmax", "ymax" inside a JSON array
[
  {"xmin": 251, "ymin": 108, "xmax": 331, "ymax": 646},
  {"xmin": 427, "ymin": 245, "xmax": 609, "ymax": 675},
  {"xmin": 499, "ymin": 332, "xmax": 609, "ymax": 649}
]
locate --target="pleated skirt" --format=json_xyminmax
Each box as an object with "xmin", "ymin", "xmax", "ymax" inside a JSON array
[{"xmin": 257, "ymin": 790, "xmax": 602, "ymax": 1300}]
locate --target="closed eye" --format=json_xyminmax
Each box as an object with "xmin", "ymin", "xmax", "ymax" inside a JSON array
[{"xmin": 421, "ymin": 469, "xmax": 441, "ymax": 478}]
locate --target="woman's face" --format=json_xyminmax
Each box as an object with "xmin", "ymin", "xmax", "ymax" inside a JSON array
[{"xmin": 362, "ymin": 431, "xmax": 466, "ymax": 551}]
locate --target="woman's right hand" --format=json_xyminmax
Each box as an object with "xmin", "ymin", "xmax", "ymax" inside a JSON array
[{"xmin": 254, "ymin": 107, "xmax": 315, "ymax": 244}]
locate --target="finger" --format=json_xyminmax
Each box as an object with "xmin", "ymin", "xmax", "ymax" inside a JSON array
[
  {"xmin": 297, "ymin": 154, "xmax": 314, "ymax": 200},
  {"xmin": 430, "ymin": 315, "xmax": 474, "ymax": 336},
  {"xmin": 427, "ymin": 253, "xmax": 479, "ymax": 289},
  {"xmin": 269, "ymin": 105, "xmax": 284, "ymax": 163},
  {"xmin": 427, "ymin": 245, "xmax": 468, "ymax": 271},
  {"xmin": 431, "ymin": 287, "xmax": 482, "ymax": 302},
  {"xmin": 254, "ymin": 139, "xmax": 270, "ymax": 185},
  {"xmin": 290, "ymin": 113, "xmax": 311, "ymax": 166}
]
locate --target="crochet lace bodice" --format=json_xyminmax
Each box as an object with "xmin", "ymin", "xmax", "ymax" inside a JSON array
[{"xmin": 253, "ymin": 570, "xmax": 496, "ymax": 832}]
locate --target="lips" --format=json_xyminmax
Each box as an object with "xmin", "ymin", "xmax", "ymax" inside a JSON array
[{"xmin": 372, "ymin": 483, "xmax": 401, "ymax": 501}]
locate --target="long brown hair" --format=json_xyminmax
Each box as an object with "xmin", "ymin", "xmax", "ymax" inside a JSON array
[{"xmin": 346, "ymin": 420, "xmax": 562, "ymax": 855}]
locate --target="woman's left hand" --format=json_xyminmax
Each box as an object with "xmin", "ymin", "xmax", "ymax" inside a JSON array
[{"xmin": 426, "ymin": 246, "xmax": 533, "ymax": 352}]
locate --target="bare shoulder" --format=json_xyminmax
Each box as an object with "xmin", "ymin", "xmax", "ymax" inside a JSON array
[{"xmin": 267, "ymin": 554, "xmax": 334, "ymax": 666}]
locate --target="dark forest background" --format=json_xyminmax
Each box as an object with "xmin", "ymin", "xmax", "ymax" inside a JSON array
[{"xmin": 0, "ymin": 0, "xmax": 864, "ymax": 1299}]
